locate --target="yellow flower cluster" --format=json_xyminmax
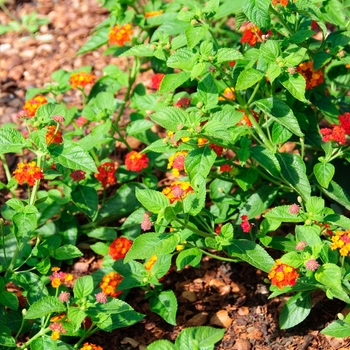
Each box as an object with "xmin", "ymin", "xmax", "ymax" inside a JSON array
[
  {"xmin": 145, "ymin": 255, "xmax": 158, "ymax": 271},
  {"xmin": 162, "ymin": 181, "xmax": 194, "ymax": 204},
  {"xmin": 100, "ymin": 271, "xmax": 123, "ymax": 298},
  {"xmin": 167, "ymin": 151, "xmax": 188, "ymax": 177},
  {"xmin": 108, "ymin": 24, "xmax": 133, "ymax": 46},
  {"xmin": 330, "ymin": 230, "xmax": 350, "ymax": 256}
]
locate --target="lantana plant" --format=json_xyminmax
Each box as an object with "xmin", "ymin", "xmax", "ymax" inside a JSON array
[{"xmin": 1, "ymin": 0, "xmax": 350, "ymax": 348}]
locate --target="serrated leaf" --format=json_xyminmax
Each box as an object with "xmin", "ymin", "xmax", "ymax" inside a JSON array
[
  {"xmin": 0, "ymin": 128, "xmax": 26, "ymax": 154},
  {"xmin": 24, "ymin": 296, "xmax": 65, "ymax": 319},
  {"xmin": 185, "ymin": 26, "xmax": 207, "ymax": 49},
  {"xmin": 321, "ymin": 320, "xmax": 350, "ymax": 338},
  {"xmin": 127, "ymin": 120, "xmax": 154, "ymax": 135},
  {"xmin": 167, "ymin": 48, "xmax": 197, "ymax": 71},
  {"xmin": 197, "ymin": 74, "xmax": 218, "ymax": 109},
  {"xmin": 236, "ymin": 67, "xmax": 264, "ymax": 90},
  {"xmin": 190, "ymin": 62, "xmax": 207, "ymax": 80},
  {"xmin": 295, "ymin": 225, "xmax": 322, "ymax": 247},
  {"xmin": 159, "ymin": 72, "xmax": 191, "ymax": 93},
  {"xmin": 136, "ymin": 188, "xmax": 170, "ymax": 214},
  {"xmin": 216, "ymin": 48, "xmax": 243, "ymax": 63},
  {"xmin": 146, "ymin": 339, "xmax": 176, "ymax": 350},
  {"xmin": 51, "ymin": 244, "xmax": 83, "ymax": 260},
  {"xmin": 185, "ymin": 146, "xmax": 216, "ymax": 181},
  {"xmin": 242, "ymin": 0, "xmax": 271, "ymax": 29},
  {"xmin": 264, "ymin": 205, "xmax": 304, "ymax": 222},
  {"xmin": 0, "ymin": 291, "xmax": 18, "ymax": 310},
  {"xmin": 74, "ymin": 275, "xmax": 93, "ymax": 299},
  {"xmin": 77, "ymin": 27, "xmax": 109, "ymax": 56},
  {"xmin": 321, "ymin": 180, "xmax": 350, "ymax": 211},
  {"xmin": 255, "ymin": 98, "xmax": 304, "ymax": 137},
  {"xmin": 324, "ymin": 214, "xmax": 350, "ymax": 229},
  {"xmin": 71, "ymin": 185, "xmax": 98, "ymax": 219},
  {"xmin": 260, "ymin": 40, "xmax": 281, "ymax": 63},
  {"xmin": 279, "ymin": 73, "xmax": 307, "ymax": 102},
  {"xmin": 176, "ymin": 248, "xmax": 202, "ymax": 270},
  {"xmin": 31, "ymin": 336, "xmax": 58, "ymax": 350},
  {"xmin": 120, "ymin": 44, "xmax": 155, "ymax": 57},
  {"xmin": 314, "ymin": 162, "xmax": 335, "ymax": 188},
  {"xmin": 250, "ymin": 146, "xmax": 281, "ymax": 177},
  {"xmin": 150, "ymin": 107, "xmax": 191, "ymax": 131},
  {"xmin": 150, "ymin": 290, "xmax": 177, "ymax": 325},
  {"xmin": 289, "ymin": 30, "xmax": 315, "ymax": 44}
]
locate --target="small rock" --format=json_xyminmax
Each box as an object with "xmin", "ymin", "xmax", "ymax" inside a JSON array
[
  {"xmin": 5, "ymin": 55, "xmax": 22, "ymax": 70},
  {"xmin": 0, "ymin": 43, "xmax": 11, "ymax": 53},
  {"xmin": 184, "ymin": 312, "xmax": 208, "ymax": 327},
  {"xmin": 20, "ymin": 49, "xmax": 36, "ymax": 59},
  {"xmin": 182, "ymin": 291, "xmax": 197, "ymax": 302},
  {"xmin": 210, "ymin": 310, "xmax": 232, "ymax": 328},
  {"xmin": 37, "ymin": 44, "xmax": 53, "ymax": 55},
  {"xmin": 8, "ymin": 66, "xmax": 24, "ymax": 81},
  {"xmin": 238, "ymin": 306, "xmax": 249, "ymax": 316},
  {"xmin": 233, "ymin": 339, "xmax": 251, "ymax": 350}
]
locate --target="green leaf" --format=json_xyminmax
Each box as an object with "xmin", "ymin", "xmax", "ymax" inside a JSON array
[
  {"xmin": 150, "ymin": 290, "xmax": 177, "ymax": 325},
  {"xmin": 175, "ymin": 326, "xmax": 225, "ymax": 349},
  {"xmin": 74, "ymin": 275, "xmax": 93, "ymax": 299},
  {"xmin": 120, "ymin": 44, "xmax": 155, "ymax": 57},
  {"xmin": 266, "ymin": 63, "xmax": 282, "ymax": 83},
  {"xmin": 185, "ymin": 26, "xmax": 207, "ymax": 49},
  {"xmin": 136, "ymin": 188, "xmax": 170, "ymax": 214},
  {"xmin": 295, "ymin": 226, "xmax": 322, "ymax": 247},
  {"xmin": 0, "ymin": 325, "xmax": 17, "ymax": 347},
  {"xmin": 90, "ymin": 242, "xmax": 109, "ymax": 255},
  {"xmin": 13, "ymin": 209, "xmax": 38, "ymax": 239},
  {"xmin": 71, "ymin": 185, "xmax": 98, "ymax": 219},
  {"xmin": 127, "ymin": 120, "xmax": 154, "ymax": 135},
  {"xmin": 279, "ymin": 292, "xmax": 311, "ymax": 329},
  {"xmin": 51, "ymin": 244, "xmax": 83, "ymax": 260},
  {"xmin": 77, "ymin": 27, "xmax": 109, "ymax": 55},
  {"xmin": 0, "ymin": 291, "xmax": 18, "ymax": 310},
  {"xmin": 289, "ymin": 30, "xmax": 315, "ymax": 44},
  {"xmin": 271, "ymin": 122, "xmax": 292, "ymax": 144},
  {"xmin": 324, "ymin": 214, "xmax": 350, "ymax": 229},
  {"xmin": 314, "ymin": 162, "xmax": 335, "ymax": 188},
  {"xmin": 321, "ymin": 180, "xmax": 350, "ymax": 211},
  {"xmin": 250, "ymin": 146, "xmax": 281, "ymax": 177},
  {"xmin": 176, "ymin": 248, "xmax": 202, "ymax": 270},
  {"xmin": 279, "ymin": 73, "xmax": 307, "ymax": 102},
  {"xmin": 276, "ymin": 153, "xmax": 311, "ymax": 201},
  {"xmin": 24, "ymin": 296, "xmax": 65, "ymax": 319},
  {"xmin": 197, "ymin": 74, "xmax": 219, "ymax": 109},
  {"xmin": 264, "ymin": 205, "xmax": 304, "ymax": 222},
  {"xmin": 242, "ymin": 0, "xmax": 270, "ymax": 29},
  {"xmin": 159, "ymin": 72, "xmax": 191, "ymax": 93},
  {"xmin": 321, "ymin": 319, "xmax": 350, "ymax": 338},
  {"xmin": 190, "ymin": 62, "xmax": 207, "ymax": 80},
  {"xmin": 147, "ymin": 340, "xmax": 176, "ymax": 350},
  {"xmin": 236, "ymin": 168, "xmax": 258, "ymax": 191},
  {"xmin": 236, "ymin": 67, "xmax": 264, "ymax": 90},
  {"xmin": 150, "ymin": 107, "xmax": 191, "ymax": 131},
  {"xmin": 185, "ymin": 146, "xmax": 216, "ymax": 181},
  {"xmin": 260, "ymin": 40, "xmax": 281, "ymax": 63},
  {"xmin": 31, "ymin": 336, "xmax": 58, "ymax": 350},
  {"xmin": 167, "ymin": 48, "xmax": 197, "ymax": 71},
  {"xmin": 216, "ymin": 48, "xmax": 243, "ymax": 63},
  {"xmin": 0, "ymin": 128, "xmax": 26, "ymax": 154},
  {"xmin": 86, "ymin": 227, "xmax": 117, "ymax": 241},
  {"xmin": 227, "ymin": 239, "xmax": 275, "ymax": 273},
  {"xmin": 125, "ymin": 232, "xmax": 179, "ymax": 262},
  {"xmin": 255, "ymin": 98, "xmax": 304, "ymax": 137},
  {"xmin": 51, "ymin": 141, "xmax": 97, "ymax": 173}
]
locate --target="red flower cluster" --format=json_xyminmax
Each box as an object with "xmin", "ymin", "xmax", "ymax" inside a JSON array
[
  {"xmin": 320, "ymin": 113, "xmax": 350, "ymax": 145},
  {"xmin": 209, "ymin": 144, "xmax": 224, "ymax": 156},
  {"xmin": 70, "ymin": 170, "xmax": 86, "ymax": 182},
  {"xmin": 268, "ymin": 260, "xmax": 299, "ymax": 289},
  {"xmin": 76, "ymin": 116, "xmax": 88, "ymax": 127},
  {"xmin": 125, "ymin": 151, "xmax": 149, "ymax": 172},
  {"xmin": 174, "ymin": 97, "xmax": 191, "ymax": 108},
  {"xmin": 108, "ymin": 24, "xmax": 133, "ymax": 46},
  {"xmin": 46, "ymin": 125, "xmax": 63, "ymax": 146},
  {"xmin": 13, "ymin": 161, "xmax": 44, "ymax": 186},
  {"xmin": 69, "ymin": 71, "xmax": 96, "ymax": 89},
  {"xmin": 240, "ymin": 215, "xmax": 251, "ymax": 233},
  {"xmin": 296, "ymin": 61, "xmax": 323, "ymax": 90},
  {"xmin": 94, "ymin": 162, "xmax": 116, "ymax": 187},
  {"xmin": 150, "ymin": 73, "xmax": 165, "ymax": 90},
  {"xmin": 108, "ymin": 237, "xmax": 133, "ymax": 260},
  {"xmin": 23, "ymin": 95, "xmax": 48, "ymax": 117},
  {"xmin": 272, "ymin": 0, "xmax": 288, "ymax": 6},
  {"xmin": 240, "ymin": 24, "xmax": 268, "ymax": 47},
  {"xmin": 220, "ymin": 164, "xmax": 232, "ymax": 173}
]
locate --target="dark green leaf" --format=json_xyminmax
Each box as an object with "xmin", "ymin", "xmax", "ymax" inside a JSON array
[
  {"xmin": 71, "ymin": 185, "xmax": 98, "ymax": 219},
  {"xmin": 24, "ymin": 296, "xmax": 65, "ymax": 319},
  {"xmin": 150, "ymin": 290, "xmax": 177, "ymax": 325}
]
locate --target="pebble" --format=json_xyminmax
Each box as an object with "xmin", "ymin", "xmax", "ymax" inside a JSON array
[
  {"xmin": 0, "ymin": 44, "xmax": 11, "ymax": 53},
  {"xmin": 20, "ymin": 49, "xmax": 36, "ymax": 59},
  {"xmin": 233, "ymin": 339, "xmax": 251, "ymax": 350}
]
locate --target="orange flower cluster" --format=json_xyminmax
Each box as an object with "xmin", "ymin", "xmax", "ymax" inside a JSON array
[
  {"xmin": 330, "ymin": 230, "xmax": 350, "ymax": 256},
  {"xmin": 145, "ymin": 255, "xmax": 158, "ymax": 271},
  {"xmin": 49, "ymin": 267, "xmax": 73, "ymax": 288},
  {"xmin": 145, "ymin": 10, "xmax": 163, "ymax": 18},
  {"xmin": 46, "ymin": 126, "xmax": 63, "ymax": 146},
  {"xmin": 69, "ymin": 71, "xmax": 96, "ymax": 89},
  {"xmin": 272, "ymin": 0, "xmax": 288, "ymax": 6},
  {"xmin": 23, "ymin": 95, "xmax": 48, "ymax": 117},
  {"xmin": 240, "ymin": 24, "xmax": 263, "ymax": 46},
  {"xmin": 167, "ymin": 151, "xmax": 187, "ymax": 177},
  {"xmin": 13, "ymin": 161, "xmax": 44, "ymax": 186},
  {"xmin": 296, "ymin": 61, "xmax": 324, "ymax": 90},
  {"xmin": 100, "ymin": 271, "xmax": 123, "ymax": 298},
  {"xmin": 94, "ymin": 162, "xmax": 116, "ymax": 187},
  {"xmin": 150, "ymin": 73, "xmax": 165, "ymax": 90},
  {"xmin": 79, "ymin": 343, "xmax": 103, "ymax": 350},
  {"xmin": 162, "ymin": 181, "xmax": 194, "ymax": 204},
  {"xmin": 268, "ymin": 260, "xmax": 299, "ymax": 289},
  {"xmin": 108, "ymin": 24, "xmax": 133, "ymax": 46},
  {"xmin": 218, "ymin": 87, "xmax": 235, "ymax": 101},
  {"xmin": 237, "ymin": 110, "xmax": 259, "ymax": 127},
  {"xmin": 125, "ymin": 151, "xmax": 149, "ymax": 172},
  {"xmin": 108, "ymin": 237, "xmax": 133, "ymax": 260}
]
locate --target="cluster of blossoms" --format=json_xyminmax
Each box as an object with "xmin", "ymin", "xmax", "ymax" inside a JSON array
[
  {"xmin": 220, "ymin": 164, "xmax": 232, "ymax": 173},
  {"xmin": 240, "ymin": 23, "xmax": 271, "ymax": 47},
  {"xmin": 125, "ymin": 151, "xmax": 149, "ymax": 172},
  {"xmin": 58, "ymin": 291, "xmax": 70, "ymax": 303},
  {"xmin": 272, "ymin": 0, "xmax": 288, "ymax": 6},
  {"xmin": 49, "ymin": 321, "xmax": 66, "ymax": 340},
  {"xmin": 150, "ymin": 73, "xmax": 165, "ymax": 90},
  {"xmin": 76, "ymin": 116, "xmax": 88, "ymax": 127},
  {"xmin": 145, "ymin": 10, "xmax": 163, "ymax": 18},
  {"xmin": 144, "ymin": 255, "xmax": 158, "ymax": 272},
  {"xmin": 13, "ymin": 161, "xmax": 44, "ymax": 186},
  {"xmin": 94, "ymin": 162, "xmax": 116, "ymax": 187},
  {"xmin": 289, "ymin": 203, "xmax": 301, "ymax": 214},
  {"xmin": 49, "ymin": 267, "xmax": 73, "ymax": 288},
  {"xmin": 240, "ymin": 215, "xmax": 251, "ymax": 233},
  {"xmin": 22, "ymin": 95, "xmax": 48, "ymax": 117},
  {"xmin": 218, "ymin": 87, "xmax": 235, "ymax": 101},
  {"xmin": 69, "ymin": 71, "xmax": 96, "ymax": 89},
  {"xmin": 237, "ymin": 110, "xmax": 259, "ymax": 127},
  {"xmin": 100, "ymin": 271, "xmax": 123, "ymax": 298},
  {"xmin": 162, "ymin": 181, "xmax": 194, "ymax": 203},
  {"xmin": 70, "ymin": 170, "xmax": 86, "ymax": 182},
  {"xmin": 46, "ymin": 126, "xmax": 63, "ymax": 146},
  {"xmin": 305, "ymin": 259, "xmax": 320, "ymax": 271},
  {"xmin": 79, "ymin": 343, "xmax": 103, "ymax": 350},
  {"xmin": 268, "ymin": 259, "xmax": 299, "ymax": 289},
  {"xmin": 197, "ymin": 138, "xmax": 224, "ymax": 156},
  {"xmin": 330, "ymin": 230, "xmax": 350, "ymax": 256},
  {"xmin": 320, "ymin": 112, "xmax": 350, "ymax": 145},
  {"xmin": 95, "ymin": 292, "xmax": 108, "ymax": 304},
  {"xmin": 108, "ymin": 237, "xmax": 133, "ymax": 260},
  {"xmin": 296, "ymin": 61, "xmax": 324, "ymax": 90},
  {"xmin": 141, "ymin": 212, "xmax": 152, "ymax": 231},
  {"xmin": 174, "ymin": 97, "xmax": 191, "ymax": 109},
  {"xmin": 108, "ymin": 24, "xmax": 133, "ymax": 46},
  {"xmin": 168, "ymin": 131, "xmax": 190, "ymax": 146},
  {"xmin": 167, "ymin": 151, "xmax": 187, "ymax": 177}
]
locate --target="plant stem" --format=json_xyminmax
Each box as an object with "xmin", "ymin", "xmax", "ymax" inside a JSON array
[
  {"xmin": 29, "ymin": 154, "xmax": 44, "ymax": 205},
  {"xmin": 19, "ymin": 327, "xmax": 51, "ymax": 349},
  {"xmin": 269, "ymin": 5, "xmax": 294, "ymax": 36},
  {"xmin": 174, "ymin": 218, "xmax": 215, "ymax": 238},
  {"xmin": 198, "ymin": 247, "xmax": 240, "ymax": 262},
  {"xmin": 0, "ymin": 154, "xmax": 11, "ymax": 183}
]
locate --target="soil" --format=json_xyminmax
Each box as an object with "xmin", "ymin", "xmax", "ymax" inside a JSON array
[{"xmin": 1, "ymin": 1, "xmax": 350, "ymax": 349}]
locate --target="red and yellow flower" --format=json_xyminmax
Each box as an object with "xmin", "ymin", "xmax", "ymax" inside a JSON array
[
  {"xmin": 100, "ymin": 271, "xmax": 123, "ymax": 298},
  {"xmin": 94, "ymin": 162, "xmax": 116, "ymax": 187},
  {"xmin": 162, "ymin": 181, "xmax": 194, "ymax": 204},
  {"xmin": 108, "ymin": 237, "xmax": 133, "ymax": 260},
  {"xmin": 108, "ymin": 24, "xmax": 133, "ymax": 46},
  {"xmin": 49, "ymin": 322, "xmax": 66, "ymax": 340},
  {"xmin": 240, "ymin": 24, "xmax": 263, "ymax": 47},
  {"xmin": 125, "ymin": 151, "xmax": 149, "ymax": 172},
  {"xmin": 49, "ymin": 267, "xmax": 73, "ymax": 288},
  {"xmin": 46, "ymin": 125, "xmax": 63, "ymax": 146},
  {"xmin": 23, "ymin": 95, "xmax": 48, "ymax": 117},
  {"xmin": 272, "ymin": 0, "xmax": 288, "ymax": 6},
  {"xmin": 145, "ymin": 10, "xmax": 163, "ymax": 18},
  {"xmin": 218, "ymin": 87, "xmax": 235, "ymax": 101},
  {"xmin": 296, "ymin": 61, "xmax": 323, "ymax": 90},
  {"xmin": 79, "ymin": 343, "xmax": 103, "ymax": 350},
  {"xmin": 167, "ymin": 151, "xmax": 187, "ymax": 177},
  {"xmin": 69, "ymin": 71, "xmax": 96, "ymax": 89},
  {"xmin": 145, "ymin": 255, "xmax": 158, "ymax": 272},
  {"xmin": 13, "ymin": 161, "xmax": 44, "ymax": 186},
  {"xmin": 330, "ymin": 230, "xmax": 350, "ymax": 256},
  {"xmin": 268, "ymin": 260, "xmax": 299, "ymax": 289}
]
